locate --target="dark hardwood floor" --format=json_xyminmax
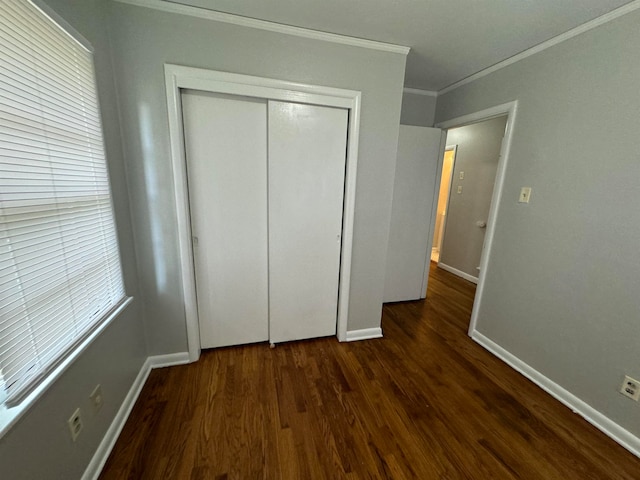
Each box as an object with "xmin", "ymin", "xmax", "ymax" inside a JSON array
[{"xmin": 100, "ymin": 263, "xmax": 640, "ymax": 479}]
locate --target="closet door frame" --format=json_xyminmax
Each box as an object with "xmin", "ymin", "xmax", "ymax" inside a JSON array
[{"xmin": 164, "ymin": 64, "xmax": 362, "ymax": 362}]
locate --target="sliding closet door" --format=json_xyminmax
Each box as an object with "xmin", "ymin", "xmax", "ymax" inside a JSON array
[
  {"xmin": 181, "ymin": 91, "xmax": 269, "ymax": 348},
  {"xmin": 268, "ymin": 101, "xmax": 348, "ymax": 343}
]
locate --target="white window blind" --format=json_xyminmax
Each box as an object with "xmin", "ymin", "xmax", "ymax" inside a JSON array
[{"xmin": 0, "ymin": 0, "xmax": 126, "ymax": 406}]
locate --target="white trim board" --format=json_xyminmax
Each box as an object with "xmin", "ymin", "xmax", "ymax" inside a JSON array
[
  {"xmin": 114, "ymin": 0, "xmax": 410, "ymax": 55},
  {"xmin": 471, "ymin": 331, "xmax": 640, "ymax": 458},
  {"xmin": 148, "ymin": 352, "xmax": 191, "ymax": 369},
  {"xmin": 403, "ymin": 87, "xmax": 438, "ymax": 97},
  {"xmin": 346, "ymin": 328, "xmax": 383, "ymax": 342},
  {"xmin": 81, "ymin": 352, "xmax": 190, "ymax": 480},
  {"xmin": 437, "ymin": 263, "xmax": 478, "ymax": 285},
  {"xmin": 426, "ymin": 143, "xmax": 457, "ymax": 294},
  {"xmin": 439, "ymin": 0, "xmax": 640, "ymax": 95},
  {"xmin": 165, "ymin": 65, "xmax": 362, "ymax": 356}
]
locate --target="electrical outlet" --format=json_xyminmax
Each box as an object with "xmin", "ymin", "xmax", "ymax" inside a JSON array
[
  {"xmin": 68, "ymin": 408, "xmax": 83, "ymax": 442},
  {"xmin": 90, "ymin": 384, "xmax": 103, "ymax": 413},
  {"xmin": 620, "ymin": 375, "xmax": 640, "ymax": 401}
]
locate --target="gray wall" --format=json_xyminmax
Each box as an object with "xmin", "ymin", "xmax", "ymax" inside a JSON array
[
  {"xmin": 400, "ymin": 91, "xmax": 437, "ymax": 126},
  {"xmin": 0, "ymin": 0, "xmax": 148, "ymax": 478},
  {"xmin": 435, "ymin": 9, "xmax": 640, "ymax": 437},
  {"xmin": 440, "ymin": 116, "xmax": 507, "ymax": 278},
  {"xmin": 107, "ymin": 2, "xmax": 407, "ymax": 353}
]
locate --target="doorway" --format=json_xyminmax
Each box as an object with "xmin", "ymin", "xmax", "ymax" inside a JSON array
[
  {"xmin": 428, "ymin": 101, "xmax": 518, "ymax": 335},
  {"xmin": 430, "ymin": 115, "xmax": 507, "ymax": 285},
  {"xmin": 430, "ymin": 146, "xmax": 457, "ymax": 263}
]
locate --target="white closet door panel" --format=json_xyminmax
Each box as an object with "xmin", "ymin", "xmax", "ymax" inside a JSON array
[
  {"xmin": 182, "ymin": 91, "xmax": 269, "ymax": 348},
  {"xmin": 268, "ymin": 101, "xmax": 348, "ymax": 343}
]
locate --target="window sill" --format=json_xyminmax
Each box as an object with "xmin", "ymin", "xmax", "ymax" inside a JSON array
[{"xmin": 0, "ymin": 296, "xmax": 134, "ymax": 440}]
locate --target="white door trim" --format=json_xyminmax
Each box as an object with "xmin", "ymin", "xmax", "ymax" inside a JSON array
[
  {"xmin": 434, "ymin": 144, "xmax": 458, "ymax": 269},
  {"xmin": 434, "ymin": 101, "xmax": 518, "ymax": 336},
  {"xmin": 164, "ymin": 64, "xmax": 362, "ymax": 361}
]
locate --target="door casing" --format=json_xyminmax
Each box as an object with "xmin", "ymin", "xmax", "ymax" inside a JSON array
[
  {"xmin": 164, "ymin": 65, "xmax": 362, "ymax": 361},
  {"xmin": 434, "ymin": 101, "xmax": 518, "ymax": 336},
  {"xmin": 433, "ymin": 145, "xmax": 457, "ymax": 264}
]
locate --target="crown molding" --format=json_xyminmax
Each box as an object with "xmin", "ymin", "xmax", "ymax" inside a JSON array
[
  {"xmin": 113, "ymin": 0, "xmax": 410, "ymax": 55},
  {"xmin": 439, "ymin": 0, "xmax": 640, "ymax": 95},
  {"xmin": 403, "ymin": 87, "xmax": 438, "ymax": 97}
]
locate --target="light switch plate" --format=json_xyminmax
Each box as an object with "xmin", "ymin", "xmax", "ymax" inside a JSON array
[
  {"xmin": 519, "ymin": 187, "xmax": 532, "ymax": 203},
  {"xmin": 90, "ymin": 384, "xmax": 103, "ymax": 412}
]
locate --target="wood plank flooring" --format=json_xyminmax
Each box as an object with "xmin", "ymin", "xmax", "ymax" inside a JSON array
[{"xmin": 100, "ymin": 263, "xmax": 640, "ymax": 479}]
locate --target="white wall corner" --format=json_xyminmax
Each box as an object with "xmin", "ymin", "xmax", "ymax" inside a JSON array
[
  {"xmin": 345, "ymin": 327, "xmax": 383, "ymax": 342},
  {"xmin": 470, "ymin": 330, "xmax": 640, "ymax": 459},
  {"xmin": 81, "ymin": 352, "xmax": 190, "ymax": 480}
]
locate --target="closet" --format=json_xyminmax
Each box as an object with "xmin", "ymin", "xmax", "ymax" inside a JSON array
[{"xmin": 181, "ymin": 90, "xmax": 348, "ymax": 348}]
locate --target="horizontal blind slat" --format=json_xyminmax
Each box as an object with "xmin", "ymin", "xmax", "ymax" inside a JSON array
[
  {"xmin": 0, "ymin": 65, "xmax": 99, "ymax": 118},
  {"xmin": 0, "ymin": 91, "xmax": 103, "ymax": 132},
  {"xmin": 0, "ymin": 110, "xmax": 101, "ymax": 142},
  {"xmin": 0, "ymin": 0, "xmax": 126, "ymax": 407},
  {"xmin": 0, "ymin": 118, "xmax": 104, "ymax": 151},
  {"xmin": 0, "ymin": 7, "xmax": 95, "ymax": 83},
  {"xmin": 5, "ymin": 1, "xmax": 94, "ymax": 62}
]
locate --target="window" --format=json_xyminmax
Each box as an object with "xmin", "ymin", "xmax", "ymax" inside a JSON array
[{"xmin": 0, "ymin": 0, "xmax": 126, "ymax": 407}]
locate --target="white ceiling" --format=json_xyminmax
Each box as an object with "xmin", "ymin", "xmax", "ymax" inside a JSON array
[{"xmin": 169, "ymin": 0, "xmax": 634, "ymax": 91}]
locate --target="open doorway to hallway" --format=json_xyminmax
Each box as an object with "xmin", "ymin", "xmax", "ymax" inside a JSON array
[
  {"xmin": 383, "ymin": 101, "xmax": 517, "ymax": 336},
  {"xmin": 425, "ymin": 113, "xmax": 509, "ymax": 331},
  {"xmin": 429, "ymin": 115, "xmax": 507, "ymax": 286},
  {"xmin": 430, "ymin": 146, "xmax": 456, "ymax": 263}
]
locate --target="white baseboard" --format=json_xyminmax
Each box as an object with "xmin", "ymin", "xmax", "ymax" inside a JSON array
[
  {"xmin": 81, "ymin": 357, "xmax": 152, "ymax": 480},
  {"xmin": 346, "ymin": 327, "xmax": 383, "ymax": 342},
  {"xmin": 437, "ymin": 262, "xmax": 478, "ymax": 284},
  {"xmin": 471, "ymin": 330, "xmax": 640, "ymax": 458},
  {"xmin": 82, "ymin": 352, "xmax": 190, "ymax": 480},
  {"xmin": 148, "ymin": 351, "xmax": 191, "ymax": 369}
]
